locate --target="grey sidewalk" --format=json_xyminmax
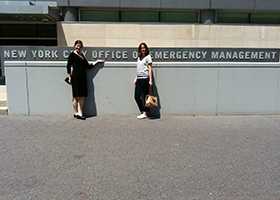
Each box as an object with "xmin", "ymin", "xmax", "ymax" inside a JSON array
[{"xmin": 0, "ymin": 115, "xmax": 280, "ymax": 200}]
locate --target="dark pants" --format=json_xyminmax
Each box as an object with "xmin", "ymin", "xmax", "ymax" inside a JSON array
[{"xmin": 134, "ymin": 78, "xmax": 149, "ymax": 113}]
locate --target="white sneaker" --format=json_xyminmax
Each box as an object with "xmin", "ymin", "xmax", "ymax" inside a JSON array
[{"xmin": 137, "ymin": 112, "xmax": 147, "ymax": 119}]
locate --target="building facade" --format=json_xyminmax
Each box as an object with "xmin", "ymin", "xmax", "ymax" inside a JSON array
[
  {"xmin": 1, "ymin": 1, "xmax": 280, "ymax": 115},
  {"xmin": 1, "ymin": 0, "xmax": 280, "ymax": 47}
]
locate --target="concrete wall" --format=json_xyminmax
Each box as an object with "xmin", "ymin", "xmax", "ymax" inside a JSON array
[
  {"xmin": 57, "ymin": 23, "xmax": 280, "ymax": 48},
  {"xmin": 4, "ymin": 61, "xmax": 280, "ymax": 115}
]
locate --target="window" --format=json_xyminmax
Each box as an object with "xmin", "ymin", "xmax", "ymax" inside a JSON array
[
  {"xmin": 216, "ymin": 11, "xmax": 249, "ymax": 24},
  {"xmin": 0, "ymin": 24, "xmax": 57, "ymax": 46},
  {"xmin": 251, "ymin": 12, "xmax": 280, "ymax": 24},
  {"xmin": 160, "ymin": 11, "xmax": 199, "ymax": 23},
  {"xmin": 80, "ymin": 10, "xmax": 119, "ymax": 22},
  {"xmin": 121, "ymin": 11, "xmax": 159, "ymax": 22}
]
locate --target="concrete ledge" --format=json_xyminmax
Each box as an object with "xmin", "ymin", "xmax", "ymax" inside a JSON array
[
  {"xmin": 0, "ymin": 85, "xmax": 7, "ymax": 101},
  {"xmin": 0, "ymin": 100, "xmax": 6, "ymax": 107},
  {"xmin": 4, "ymin": 61, "xmax": 280, "ymax": 68},
  {"xmin": 0, "ymin": 106, "xmax": 8, "ymax": 115}
]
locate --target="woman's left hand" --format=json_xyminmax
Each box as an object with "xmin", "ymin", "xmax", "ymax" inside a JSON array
[{"xmin": 149, "ymin": 80, "xmax": 153, "ymax": 85}]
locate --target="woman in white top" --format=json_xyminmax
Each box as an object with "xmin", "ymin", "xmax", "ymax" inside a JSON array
[{"xmin": 134, "ymin": 42, "xmax": 153, "ymax": 119}]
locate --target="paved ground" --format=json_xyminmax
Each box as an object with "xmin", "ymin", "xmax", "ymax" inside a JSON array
[{"xmin": 0, "ymin": 114, "xmax": 280, "ymax": 200}]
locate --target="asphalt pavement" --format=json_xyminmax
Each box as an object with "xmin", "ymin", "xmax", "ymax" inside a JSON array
[{"xmin": 0, "ymin": 114, "xmax": 280, "ymax": 200}]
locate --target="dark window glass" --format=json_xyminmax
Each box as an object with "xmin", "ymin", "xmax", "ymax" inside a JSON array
[
  {"xmin": 121, "ymin": 11, "xmax": 159, "ymax": 22},
  {"xmin": 217, "ymin": 11, "xmax": 249, "ymax": 23},
  {"xmin": 251, "ymin": 12, "xmax": 280, "ymax": 24},
  {"xmin": 0, "ymin": 24, "xmax": 37, "ymax": 37},
  {"xmin": 160, "ymin": 11, "xmax": 199, "ymax": 23},
  {"xmin": 0, "ymin": 39, "xmax": 57, "ymax": 46},
  {"xmin": 80, "ymin": 10, "xmax": 119, "ymax": 21},
  {"xmin": 37, "ymin": 24, "xmax": 57, "ymax": 37},
  {"xmin": 0, "ymin": 24, "xmax": 57, "ymax": 46}
]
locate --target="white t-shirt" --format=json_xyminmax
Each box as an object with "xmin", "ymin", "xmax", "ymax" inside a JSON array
[{"xmin": 136, "ymin": 55, "xmax": 152, "ymax": 79}]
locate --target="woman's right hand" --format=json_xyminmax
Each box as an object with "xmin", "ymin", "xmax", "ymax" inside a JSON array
[{"xmin": 133, "ymin": 77, "xmax": 137, "ymax": 85}]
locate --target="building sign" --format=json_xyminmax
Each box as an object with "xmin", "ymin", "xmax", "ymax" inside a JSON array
[{"xmin": 0, "ymin": 47, "xmax": 279, "ymax": 63}]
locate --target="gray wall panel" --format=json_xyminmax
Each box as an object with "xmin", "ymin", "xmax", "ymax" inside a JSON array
[
  {"xmin": 5, "ymin": 67, "xmax": 28, "ymax": 115},
  {"xmin": 157, "ymin": 68, "xmax": 218, "ymax": 114},
  {"xmin": 192, "ymin": 69, "xmax": 218, "ymax": 114},
  {"xmin": 255, "ymin": 0, "xmax": 280, "ymax": 11},
  {"xmin": 161, "ymin": 0, "xmax": 210, "ymax": 9},
  {"xmin": 157, "ymin": 68, "xmax": 196, "ymax": 114},
  {"xmin": 5, "ymin": 63, "xmax": 280, "ymax": 115},
  {"xmin": 217, "ymin": 68, "xmax": 278, "ymax": 114},
  {"xmin": 27, "ymin": 68, "xmax": 72, "ymax": 115},
  {"xmin": 120, "ymin": 0, "xmax": 160, "ymax": 9},
  {"xmin": 211, "ymin": 0, "xmax": 255, "ymax": 9},
  {"xmin": 92, "ymin": 68, "xmax": 137, "ymax": 114}
]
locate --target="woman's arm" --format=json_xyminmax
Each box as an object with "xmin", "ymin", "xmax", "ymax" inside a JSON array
[
  {"xmin": 66, "ymin": 53, "xmax": 73, "ymax": 76},
  {"xmin": 82, "ymin": 54, "xmax": 93, "ymax": 69},
  {"xmin": 148, "ymin": 63, "xmax": 153, "ymax": 85}
]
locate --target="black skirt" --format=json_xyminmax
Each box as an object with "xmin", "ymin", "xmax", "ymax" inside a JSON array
[
  {"xmin": 71, "ymin": 75, "xmax": 88, "ymax": 97},
  {"xmin": 67, "ymin": 52, "xmax": 93, "ymax": 98}
]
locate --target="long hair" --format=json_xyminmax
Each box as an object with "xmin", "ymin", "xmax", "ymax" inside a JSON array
[
  {"xmin": 138, "ymin": 42, "xmax": 149, "ymax": 58},
  {"xmin": 74, "ymin": 40, "xmax": 84, "ymax": 48}
]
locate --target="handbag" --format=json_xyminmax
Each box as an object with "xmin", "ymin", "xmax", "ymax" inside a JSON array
[
  {"xmin": 145, "ymin": 85, "xmax": 158, "ymax": 108},
  {"xmin": 64, "ymin": 77, "xmax": 71, "ymax": 85}
]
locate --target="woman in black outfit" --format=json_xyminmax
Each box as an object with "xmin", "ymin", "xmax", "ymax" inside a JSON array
[{"xmin": 66, "ymin": 40, "xmax": 93, "ymax": 120}]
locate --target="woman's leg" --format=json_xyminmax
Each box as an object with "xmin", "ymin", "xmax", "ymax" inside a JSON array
[
  {"xmin": 77, "ymin": 97, "xmax": 85, "ymax": 117},
  {"xmin": 73, "ymin": 97, "xmax": 79, "ymax": 115},
  {"xmin": 135, "ymin": 79, "xmax": 149, "ymax": 119},
  {"xmin": 134, "ymin": 80, "xmax": 145, "ymax": 113}
]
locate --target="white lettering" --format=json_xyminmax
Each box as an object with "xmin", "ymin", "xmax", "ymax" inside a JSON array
[
  {"xmin": 3, "ymin": 50, "xmax": 10, "ymax": 58},
  {"xmin": 189, "ymin": 51, "xmax": 195, "ymax": 59},
  {"xmin": 259, "ymin": 52, "xmax": 264, "ymax": 59},
  {"xmin": 123, "ymin": 51, "xmax": 128, "ymax": 59},
  {"xmin": 176, "ymin": 51, "xmax": 181, "ymax": 59},
  {"xmin": 170, "ymin": 51, "xmax": 176, "ymax": 59},
  {"xmin": 18, "ymin": 50, "xmax": 27, "ymax": 58},
  {"xmin": 115, "ymin": 51, "xmax": 122, "ymax": 59},
  {"xmin": 63, "ymin": 50, "xmax": 70, "ymax": 58},
  {"xmin": 226, "ymin": 52, "xmax": 232, "ymax": 59},
  {"xmin": 82, "ymin": 50, "xmax": 87, "ymax": 56},
  {"xmin": 201, "ymin": 51, "xmax": 207, "ymax": 59},
  {"xmin": 133, "ymin": 51, "xmax": 138, "ymax": 59},
  {"xmin": 52, "ymin": 50, "xmax": 58, "ymax": 58},
  {"xmin": 211, "ymin": 51, "xmax": 219, "ymax": 59},
  {"xmin": 105, "ymin": 51, "xmax": 110, "ymax": 59},
  {"xmin": 182, "ymin": 51, "xmax": 188, "ymax": 59},
  {"xmin": 31, "ymin": 50, "xmax": 37, "ymax": 58},
  {"xmin": 265, "ymin": 52, "xmax": 271, "ymax": 59},
  {"xmin": 154, "ymin": 51, "xmax": 162, "ymax": 59},
  {"xmin": 98, "ymin": 51, "xmax": 104, "ymax": 58},
  {"xmin": 163, "ymin": 51, "xmax": 169, "ymax": 59},
  {"xmin": 11, "ymin": 50, "xmax": 17, "ymax": 58},
  {"xmin": 232, "ymin": 52, "xmax": 238, "ymax": 59},
  {"xmin": 251, "ymin": 52, "xmax": 258, "ymax": 59},
  {"xmin": 45, "ymin": 50, "xmax": 51, "ymax": 58},
  {"xmin": 271, "ymin": 51, "xmax": 277, "ymax": 59},
  {"xmin": 91, "ymin": 50, "xmax": 98, "ymax": 59},
  {"xmin": 239, "ymin": 51, "xmax": 244, "ymax": 59},
  {"xmin": 220, "ymin": 52, "xmax": 226, "ymax": 59},
  {"xmin": 245, "ymin": 51, "xmax": 250, "ymax": 59},
  {"xmin": 195, "ymin": 51, "xmax": 201, "ymax": 59},
  {"xmin": 38, "ymin": 50, "xmax": 44, "ymax": 58}
]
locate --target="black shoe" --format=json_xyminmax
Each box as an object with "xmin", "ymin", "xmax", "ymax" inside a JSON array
[
  {"xmin": 76, "ymin": 115, "xmax": 86, "ymax": 120},
  {"xmin": 73, "ymin": 114, "xmax": 78, "ymax": 118}
]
